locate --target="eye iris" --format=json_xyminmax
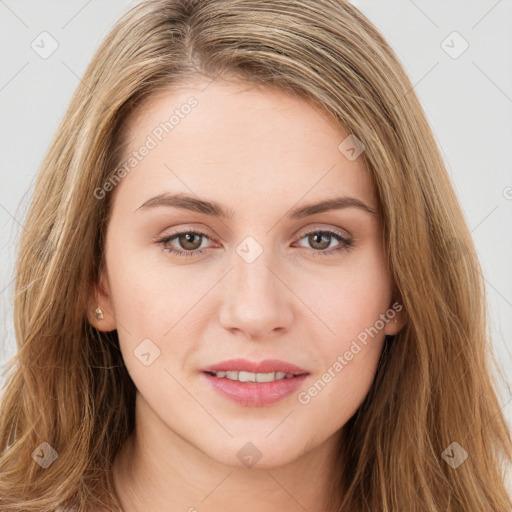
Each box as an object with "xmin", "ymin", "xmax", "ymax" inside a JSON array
[
  {"xmin": 179, "ymin": 232, "xmax": 202, "ymax": 250},
  {"xmin": 309, "ymin": 232, "xmax": 331, "ymax": 250}
]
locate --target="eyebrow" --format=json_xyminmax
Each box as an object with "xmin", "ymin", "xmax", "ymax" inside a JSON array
[{"xmin": 135, "ymin": 192, "xmax": 378, "ymax": 218}]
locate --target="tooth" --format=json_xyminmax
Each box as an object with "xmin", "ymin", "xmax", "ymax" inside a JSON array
[
  {"xmin": 256, "ymin": 372, "xmax": 276, "ymax": 382},
  {"xmin": 214, "ymin": 370, "xmax": 293, "ymax": 382},
  {"xmin": 238, "ymin": 371, "xmax": 256, "ymax": 382}
]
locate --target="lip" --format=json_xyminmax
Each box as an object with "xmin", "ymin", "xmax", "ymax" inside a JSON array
[
  {"xmin": 201, "ymin": 358, "xmax": 310, "ymax": 407},
  {"xmin": 201, "ymin": 358, "xmax": 308, "ymax": 375},
  {"xmin": 202, "ymin": 372, "xmax": 309, "ymax": 407}
]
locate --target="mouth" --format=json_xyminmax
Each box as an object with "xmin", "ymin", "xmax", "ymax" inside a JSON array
[
  {"xmin": 201, "ymin": 357, "xmax": 309, "ymax": 376},
  {"xmin": 200, "ymin": 359, "xmax": 310, "ymax": 407},
  {"xmin": 203, "ymin": 370, "xmax": 307, "ymax": 382}
]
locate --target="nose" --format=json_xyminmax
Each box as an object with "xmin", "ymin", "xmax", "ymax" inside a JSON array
[{"xmin": 218, "ymin": 244, "xmax": 294, "ymax": 340}]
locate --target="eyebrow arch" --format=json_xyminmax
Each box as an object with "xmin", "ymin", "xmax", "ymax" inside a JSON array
[{"xmin": 135, "ymin": 192, "xmax": 378, "ymax": 218}]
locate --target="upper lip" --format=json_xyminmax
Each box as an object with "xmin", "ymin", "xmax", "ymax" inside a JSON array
[{"xmin": 202, "ymin": 358, "xmax": 309, "ymax": 375}]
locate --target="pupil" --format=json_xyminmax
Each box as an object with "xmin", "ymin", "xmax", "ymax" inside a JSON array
[
  {"xmin": 181, "ymin": 233, "xmax": 200, "ymax": 249},
  {"xmin": 311, "ymin": 233, "xmax": 329, "ymax": 249}
]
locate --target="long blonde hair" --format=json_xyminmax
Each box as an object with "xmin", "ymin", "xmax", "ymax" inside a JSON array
[{"xmin": 1, "ymin": 0, "xmax": 510, "ymax": 510}]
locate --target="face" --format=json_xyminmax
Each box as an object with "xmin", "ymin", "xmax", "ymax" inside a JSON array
[{"xmin": 91, "ymin": 79, "xmax": 403, "ymax": 469}]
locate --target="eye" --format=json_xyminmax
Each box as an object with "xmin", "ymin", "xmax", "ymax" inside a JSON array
[
  {"xmin": 155, "ymin": 229, "xmax": 215, "ymax": 258},
  {"xmin": 154, "ymin": 227, "xmax": 354, "ymax": 258},
  {"xmin": 294, "ymin": 229, "xmax": 354, "ymax": 256}
]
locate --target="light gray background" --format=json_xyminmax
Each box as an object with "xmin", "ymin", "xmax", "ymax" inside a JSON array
[{"xmin": 1, "ymin": 0, "xmax": 511, "ymax": 489}]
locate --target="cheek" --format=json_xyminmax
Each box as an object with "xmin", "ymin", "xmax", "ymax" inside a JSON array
[
  {"xmin": 107, "ymin": 222, "xmax": 392, "ymax": 357},
  {"xmin": 299, "ymin": 340, "xmax": 384, "ymax": 438},
  {"xmin": 105, "ymin": 237, "xmax": 198, "ymax": 326},
  {"xmin": 295, "ymin": 246, "xmax": 391, "ymax": 405},
  {"xmin": 297, "ymin": 250, "xmax": 392, "ymax": 341},
  {"xmin": 294, "ymin": 287, "xmax": 388, "ymax": 444},
  {"xmin": 105, "ymin": 241, "xmax": 209, "ymax": 375}
]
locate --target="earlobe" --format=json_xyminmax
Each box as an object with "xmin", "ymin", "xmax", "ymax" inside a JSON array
[
  {"xmin": 88, "ymin": 271, "xmax": 117, "ymax": 332},
  {"xmin": 384, "ymin": 286, "xmax": 405, "ymax": 336},
  {"xmin": 93, "ymin": 307, "xmax": 104, "ymax": 320},
  {"xmin": 384, "ymin": 308, "xmax": 405, "ymax": 337}
]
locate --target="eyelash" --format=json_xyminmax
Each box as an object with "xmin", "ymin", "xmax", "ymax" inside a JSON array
[{"xmin": 155, "ymin": 228, "xmax": 354, "ymax": 258}]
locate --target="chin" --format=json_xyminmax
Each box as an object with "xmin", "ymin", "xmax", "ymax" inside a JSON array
[{"xmin": 205, "ymin": 437, "xmax": 305, "ymax": 470}]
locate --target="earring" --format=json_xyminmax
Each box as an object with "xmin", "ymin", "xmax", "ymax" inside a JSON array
[{"xmin": 93, "ymin": 307, "xmax": 104, "ymax": 320}]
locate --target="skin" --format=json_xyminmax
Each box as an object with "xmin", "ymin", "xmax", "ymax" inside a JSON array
[{"xmin": 89, "ymin": 78, "xmax": 404, "ymax": 512}]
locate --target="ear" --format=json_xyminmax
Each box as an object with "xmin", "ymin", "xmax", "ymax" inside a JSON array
[
  {"xmin": 384, "ymin": 308, "xmax": 404, "ymax": 336},
  {"xmin": 87, "ymin": 268, "xmax": 117, "ymax": 332},
  {"xmin": 384, "ymin": 292, "xmax": 406, "ymax": 337}
]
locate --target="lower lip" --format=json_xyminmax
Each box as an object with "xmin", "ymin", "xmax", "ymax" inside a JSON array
[{"xmin": 202, "ymin": 372, "xmax": 309, "ymax": 407}]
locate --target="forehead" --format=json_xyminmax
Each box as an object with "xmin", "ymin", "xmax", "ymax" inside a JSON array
[{"xmin": 112, "ymin": 79, "xmax": 378, "ymax": 213}]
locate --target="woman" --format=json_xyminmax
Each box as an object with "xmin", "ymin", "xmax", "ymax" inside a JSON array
[{"xmin": 0, "ymin": 0, "xmax": 510, "ymax": 510}]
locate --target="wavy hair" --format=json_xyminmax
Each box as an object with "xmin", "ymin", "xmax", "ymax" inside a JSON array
[{"xmin": 0, "ymin": 0, "xmax": 511, "ymax": 510}]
